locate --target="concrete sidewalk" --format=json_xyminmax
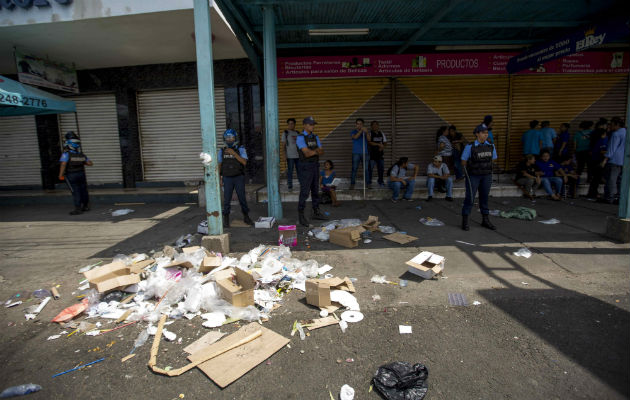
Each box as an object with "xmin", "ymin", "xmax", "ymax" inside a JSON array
[{"xmin": 0, "ymin": 197, "xmax": 628, "ymax": 399}]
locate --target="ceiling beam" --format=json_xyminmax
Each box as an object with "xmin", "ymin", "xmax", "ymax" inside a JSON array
[
  {"xmin": 214, "ymin": 0, "xmax": 262, "ymax": 75},
  {"xmin": 254, "ymin": 21, "xmax": 586, "ymax": 31},
  {"xmin": 216, "ymin": 0, "xmax": 263, "ymax": 51},
  {"xmin": 397, "ymin": 0, "xmax": 463, "ymax": 54},
  {"xmin": 277, "ymin": 39, "xmax": 538, "ymax": 48}
]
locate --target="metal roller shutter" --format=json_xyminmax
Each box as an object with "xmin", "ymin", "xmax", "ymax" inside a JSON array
[
  {"xmin": 396, "ymin": 76, "xmax": 509, "ymax": 173},
  {"xmin": 507, "ymin": 74, "xmax": 628, "ymax": 169},
  {"xmin": 58, "ymin": 94, "xmax": 122, "ymax": 184},
  {"xmin": 137, "ymin": 87, "xmax": 226, "ymax": 182},
  {"xmin": 0, "ymin": 115, "xmax": 40, "ymax": 186},
  {"xmin": 278, "ymin": 78, "xmax": 392, "ymax": 177}
]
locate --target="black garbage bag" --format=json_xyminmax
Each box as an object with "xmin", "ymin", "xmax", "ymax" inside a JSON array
[{"xmin": 373, "ymin": 361, "xmax": 429, "ymax": 400}]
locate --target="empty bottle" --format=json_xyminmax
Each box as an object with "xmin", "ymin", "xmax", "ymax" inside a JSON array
[{"xmin": 1, "ymin": 384, "xmax": 42, "ymax": 398}]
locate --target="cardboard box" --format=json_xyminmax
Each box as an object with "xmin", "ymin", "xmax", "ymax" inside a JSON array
[
  {"xmin": 216, "ymin": 268, "xmax": 256, "ymax": 307},
  {"xmin": 129, "ymin": 258, "xmax": 154, "ymax": 274},
  {"xmin": 83, "ymin": 261, "xmax": 140, "ymax": 293},
  {"xmin": 255, "ymin": 217, "xmax": 276, "ymax": 229},
  {"xmin": 305, "ymin": 276, "xmax": 355, "ymax": 307},
  {"xmin": 362, "ymin": 215, "xmax": 380, "ymax": 232},
  {"xmin": 200, "ymin": 255, "xmax": 222, "ymax": 273},
  {"xmin": 329, "ymin": 226, "xmax": 365, "ymax": 248},
  {"xmin": 406, "ymin": 251, "xmax": 445, "ymax": 279}
]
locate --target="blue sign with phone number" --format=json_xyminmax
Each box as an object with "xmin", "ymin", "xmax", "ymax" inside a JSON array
[{"xmin": 0, "ymin": 93, "xmax": 48, "ymax": 107}]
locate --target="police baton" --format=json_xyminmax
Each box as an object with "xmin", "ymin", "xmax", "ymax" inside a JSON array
[{"xmin": 61, "ymin": 176, "xmax": 73, "ymax": 193}]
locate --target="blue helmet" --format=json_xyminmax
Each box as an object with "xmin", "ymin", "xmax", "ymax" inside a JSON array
[
  {"xmin": 223, "ymin": 129, "xmax": 238, "ymax": 148},
  {"xmin": 64, "ymin": 131, "xmax": 81, "ymax": 150}
]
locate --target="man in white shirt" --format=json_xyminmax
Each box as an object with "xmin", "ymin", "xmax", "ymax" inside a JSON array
[
  {"xmin": 426, "ymin": 155, "xmax": 453, "ymax": 201},
  {"xmin": 388, "ymin": 157, "xmax": 419, "ymax": 202}
]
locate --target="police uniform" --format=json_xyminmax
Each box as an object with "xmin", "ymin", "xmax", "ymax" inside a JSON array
[
  {"xmin": 60, "ymin": 149, "xmax": 90, "ymax": 213},
  {"xmin": 296, "ymin": 117, "xmax": 326, "ymax": 225},
  {"xmin": 369, "ymin": 129, "xmax": 387, "ymax": 186},
  {"xmin": 219, "ymin": 145, "xmax": 250, "ymax": 222},
  {"xmin": 461, "ymin": 136, "xmax": 497, "ymax": 230}
]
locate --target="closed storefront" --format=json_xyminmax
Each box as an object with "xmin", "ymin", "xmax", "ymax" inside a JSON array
[
  {"xmin": 58, "ymin": 94, "xmax": 123, "ymax": 184},
  {"xmin": 507, "ymin": 73, "xmax": 629, "ymax": 168},
  {"xmin": 0, "ymin": 115, "xmax": 40, "ymax": 187},
  {"xmin": 137, "ymin": 87, "xmax": 226, "ymax": 182}
]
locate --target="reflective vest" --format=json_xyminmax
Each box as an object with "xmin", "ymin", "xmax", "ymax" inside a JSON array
[
  {"xmin": 66, "ymin": 152, "xmax": 87, "ymax": 174},
  {"xmin": 297, "ymin": 133, "xmax": 319, "ymax": 163},
  {"xmin": 467, "ymin": 143, "xmax": 494, "ymax": 176},
  {"xmin": 221, "ymin": 147, "xmax": 245, "ymax": 177}
]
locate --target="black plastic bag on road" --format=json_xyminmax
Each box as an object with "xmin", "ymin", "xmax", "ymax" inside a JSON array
[{"xmin": 373, "ymin": 361, "xmax": 429, "ymax": 400}]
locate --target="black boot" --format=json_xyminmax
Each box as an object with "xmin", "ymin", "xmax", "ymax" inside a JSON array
[
  {"xmin": 481, "ymin": 214, "xmax": 496, "ymax": 230},
  {"xmin": 461, "ymin": 215, "xmax": 469, "ymax": 231},
  {"xmin": 69, "ymin": 208, "xmax": 83, "ymax": 216},
  {"xmin": 312, "ymin": 208, "xmax": 328, "ymax": 220},
  {"xmin": 243, "ymin": 213, "xmax": 254, "ymax": 226},
  {"xmin": 82, "ymin": 203, "xmax": 90, "ymax": 212},
  {"xmin": 223, "ymin": 214, "xmax": 230, "ymax": 228},
  {"xmin": 298, "ymin": 211, "xmax": 309, "ymax": 227}
]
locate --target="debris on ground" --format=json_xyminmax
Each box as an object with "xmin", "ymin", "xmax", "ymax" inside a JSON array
[
  {"xmin": 0, "ymin": 383, "xmax": 42, "ymax": 398},
  {"xmin": 500, "ymin": 207, "xmax": 536, "ymax": 220},
  {"xmin": 383, "ymin": 232, "xmax": 418, "ymax": 244},
  {"xmin": 419, "ymin": 217, "xmax": 445, "ymax": 227},
  {"xmin": 513, "ymin": 248, "xmax": 532, "ymax": 258},
  {"xmin": 111, "ymin": 209, "xmax": 134, "ymax": 217},
  {"xmin": 406, "ymin": 251, "xmax": 445, "ymax": 280},
  {"xmin": 538, "ymin": 218, "xmax": 560, "ymax": 224},
  {"xmin": 340, "ymin": 384, "xmax": 355, "ymax": 400},
  {"xmin": 373, "ymin": 361, "xmax": 429, "ymax": 400},
  {"xmin": 399, "ymin": 325, "xmax": 412, "ymax": 334}
]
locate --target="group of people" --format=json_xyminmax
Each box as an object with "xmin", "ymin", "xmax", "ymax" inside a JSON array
[{"xmin": 519, "ymin": 117, "xmax": 626, "ymax": 204}]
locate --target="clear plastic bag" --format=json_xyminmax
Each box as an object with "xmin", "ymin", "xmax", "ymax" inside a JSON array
[
  {"xmin": 379, "ymin": 226, "xmax": 396, "ymax": 234},
  {"xmin": 538, "ymin": 218, "xmax": 560, "ymax": 224},
  {"xmin": 338, "ymin": 219, "xmax": 362, "ymax": 229},
  {"xmin": 419, "ymin": 217, "xmax": 445, "ymax": 226},
  {"xmin": 513, "ymin": 247, "xmax": 532, "ymax": 258},
  {"xmin": 112, "ymin": 209, "xmax": 134, "ymax": 217}
]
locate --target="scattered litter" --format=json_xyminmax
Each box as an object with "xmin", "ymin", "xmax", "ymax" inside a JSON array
[
  {"xmin": 500, "ymin": 206, "xmax": 536, "ymax": 220},
  {"xmin": 201, "ymin": 312, "xmax": 226, "ymax": 328},
  {"xmin": 378, "ymin": 226, "xmax": 396, "ymax": 234},
  {"xmin": 52, "ymin": 357, "xmax": 105, "ymax": 378},
  {"xmin": 521, "ymin": 282, "xmax": 529, "ymax": 285},
  {"xmin": 383, "ymin": 232, "xmax": 418, "ymax": 244},
  {"xmin": 415, "ymin": 205, "xmax": 422, "ymax": 210},
  {"xmin": 51, "ymin": 298, "xmax": 88, "ymax": 323},
  {"xmin": 399, "ymin": 325, "xmax": 412, "ymax": 334},
  {"xmin": 407, "ymin": 251, "xmax": 445, "ymax": 280},
  {"xmin": 199, "ymin": 152, "xmax": 212, "ymax": 166},
  {"xmin": 372, "ymin": 294, "xmax": 381, "ymax": 301},
  {"xmin": 455, "ymin": 240, "xmax": 475, "ymax": 246},
  {"xmin": 472, "ymin": 301, "xmax": 481, "ymax": 306},
  {"xmin": 25, "ymin": 296, "xmax": 51, "ymax": 320},
  {"xmin": 371, "ymin": 275, "xmax": 393, "ymax": 284},
  {"xmin": 489, "ymin": 209, "xmax": 501, "ymax": 216},
  {"xmin": 399, "ymin": 279, "xmax": 408, "ymax": 287},
  {"xmin": 373, "ymin": 361, "xmax": 429, "ymax": 400},
  {"xmin": 447, "ymin": 293, "xmax": 468, "ymax": 306},
  {"xmin": 538, "ymin": 218, "xmax": 560, "ymax": 224},
  {"xmin": 340, "ymin": 311, "xmax": 364, "ymax": 323},
  {"xmin": 277, "ymin": 225, "xmax": 296, "ymax": 246},
  {"xmin": 0, "ymin": 384, "xmax": 42, "ymax": 398},
  {"xmin": 513, "ymin": 248, "xmax": 532, "ymax": 258},
  {"xmin": 78, "ymin": 261, "xmax": 103, "ymax": 274},
  {"xmin": 339, "ymin": 320, "xmax": 348, "ymax": 333},
  {"xmin": 46, "ymin": 335, "xmax": 61, "ymax": 341},
  {"xmin": 33, "ymin": 289, "xmax": 52, "ymax": 298},
  {"xmin": 419, "ymin": 217, "xmax": 445, "ymax": 226},
  {"xmin": 319, "ymin": 310, "xmax": 329, "ymax": 318},
  {"xmin": 340, "ymin": 384, "xmax": 355, "ymax": 400},
  {"xmin": 5, "ymin": 301, "xmax": 22, "ymax": 308},
  {"xmin": 112, "ymin": 209, "xmax": 134, "ymax": 217},
  {"xmin": 363, "ymin": 239, "xmax": 372, "ymax": 244}
]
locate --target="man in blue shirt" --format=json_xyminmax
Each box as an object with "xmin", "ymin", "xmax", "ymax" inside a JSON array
[
  {"xmin": 601, "ymin": 117, "xmax": 627, "ymax": 204},
  {"xmin": 535, "ymin": 151, "xmax": 563, "ymax": 201},
  {"xmin": 218, "ymin": 129, "xmax": 253, "ymax": 228},
  {"xmin": 540, "ymin": 121, "xmax": 556, "ymax": 154},
  {"xmin": 461, "ymin": 124, "xmax": 498, "ymax": 231},
  {"xmin": 522, "ymin": 120, "xmax": 542, "ymax": 156},
  {"xmin": 296, "ymin": 116, "xmax": 327, "ymax": 226},
  {"xmin": 350, "ymin": 118, "xmax": 370, "ymax": 189},
  {"xmin": 58, "ymin": 131, "xmax": 93, "ymax": 215}
]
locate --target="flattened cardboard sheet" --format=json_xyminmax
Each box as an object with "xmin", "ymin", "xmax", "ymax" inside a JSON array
[{"xmin": 383, "ymin": 232, "xmax": 419, "ymax": 244}]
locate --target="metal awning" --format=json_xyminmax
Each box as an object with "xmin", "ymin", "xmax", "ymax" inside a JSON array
[{"xmin": 0, "ymin": 75, "xmax": 76, "ymax": 116}]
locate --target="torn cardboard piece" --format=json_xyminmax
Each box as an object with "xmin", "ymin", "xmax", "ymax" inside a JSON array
[
  {"xmin": 329, "ymin": 226, "xmax": 365, "ymax": 248},
  {"xmin": 406, "ymin": 251, "xmax": 445, "ymax": 279},
  {"xmin": 200, "ymin": 255, "xmax": 222, "ymax": 274},
  {"xmin": 129, "ymin": 259, "xmax": 155, "ymax": 274},
  {"xmin": 305, "ymin": 316, "xmax": 339, "ymax": 331},
  {"xmin": 183, "ymin": 331, "xmax": 226, "ymax": 355},
  {"xmin": 305, "ymin": 277, "xmax": 356, "ymax": 308},
  {"xmin": 383, "ymin": 232, "xmax": 419, "ymax": 245},
  {"xmin": 216, "ymin": 268, "xmax": 256, "ymax": 307},
  {"xmin": 148, "ymin": 315, "xmax": 262, "ymax": 377},
  {"xmin": 83, "ymin": 261, "xmax": 140, "ymax": 293},
  {"xmin": 362, "ymin": 215, "xmax": 380, "ymax": 232},
  {"xmin": 190, "ymin": 322, "xmax": 290, "ymax": 388}
]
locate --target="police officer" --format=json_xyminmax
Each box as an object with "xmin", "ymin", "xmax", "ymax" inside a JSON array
[
  {"xmin": 58, "ymin": 131, "xmax": 93, "ymax": 215},
  {"xmin": 461, "ymin": 124, "xmax": 497, "ymax": 231},
  {"xmin": 219, "ymin": 129, "xmax": 253, "ymax": 228},
  {"xmin": 296, "ymin": 116, "xmax": 327, "ymax": 227}
]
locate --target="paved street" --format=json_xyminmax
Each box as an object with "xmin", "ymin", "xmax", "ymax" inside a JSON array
[{"xmin": 0, "ymin": 196, "xmax": 628, "ymax": 399}]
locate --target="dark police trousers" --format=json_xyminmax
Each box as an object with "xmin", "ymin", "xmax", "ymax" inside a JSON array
[
  {"xmin": 66, "ymin": 171, "xmax": 90, "ymax": 209},
  {"xmin": 297, "ymin": 161, "xmax": 320, "ymax": 212},
  {"xmin": 462, "ymin": 174, "xmax": 492, "ymax": 216},
  {"xmin": 222, "ymin": 174, "xmax": 249, "ymax": 216}
]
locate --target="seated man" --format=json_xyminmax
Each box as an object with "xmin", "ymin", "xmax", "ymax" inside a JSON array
[
  {"xmin": 388, "ymin": 157, "xmax": 418, "ymax": 202},
  {"xmin": 514, "ymin": 154, "xmax": 541, "ymax": 199},
  {"xmin": 535, "ymin": 151, "xmax": 563, "ymax": 201},
  {"xmin": 426, "ymin": 155, "xmax": 453, "ymax": 201},
  {"xmin": 558, "ymin": 155, "xmax": 579, "ymax": 198}
]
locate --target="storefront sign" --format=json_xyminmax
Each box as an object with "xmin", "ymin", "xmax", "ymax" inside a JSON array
[
  {"xmin": 15, "ymin": 49, "xmax": 79, "ymax": 93},
  {"xmin": 507, "ymin": 18, "xmax": 630, "ymax": 73},
  {"xmin": 0, "ymin": 0, "xmax": 71, "ymax": 10},
  {"xmin": 278, "ymin": 51, "xmax": 628, "ymax": 79}
]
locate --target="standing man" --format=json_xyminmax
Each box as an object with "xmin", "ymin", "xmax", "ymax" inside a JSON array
[
  {"xmin": 281, "ymin": 118, "xmax": 300, "ymax": 191},
  {"xmin": 368, "ymin": 120, "xmax": 387, "ymax": 187},
  {"xmin": 219, "ymin": 129, "xmax": 254, "ymax": 228},
  {"xmin": 540, "ymin": 121, "xmax": 556, "ymax": 155},
  {"xmin": 296, "ymin": 116, "xmax": 327, "ymax": 226},
  {"xmin": 350, "ymin": 118, "xmax": 370, "ymax": 189},
  {"xmin": 461, "ymin": 124, "xmax": 498, "ymax": 231},
  {"xmin": 483, "ymin": 115, "xmax": 495, "ymax": 144},
  {"xmin": 58, "ymin": 131, "xmax": 93, "ymax": 215},
  {"xmin": 600, "ymin": 116, "xmax": 626, "ymax": 204},
  {"xmin": 522, "ymin": 120, "xmax": 542, "ymax": 156}
]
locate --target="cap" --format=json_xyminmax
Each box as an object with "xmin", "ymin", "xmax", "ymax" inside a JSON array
[
  {"xmin": 303, "ymin": 116, "xmax": 317, "ymax": 125},
  {"xmin": 433, "ymin": 155, "xmax": 443, "ymax": 162},
  {"xmin": 474, "ymin": 124, "xmax": 489, "ymax": 134}
]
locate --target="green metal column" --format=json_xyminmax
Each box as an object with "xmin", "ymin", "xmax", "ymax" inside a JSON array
[
  {"xmin": 618, "ymin": 71, "xmax": 630, "ymax": 219},
  {"xmin": 193, "ymin": 0, "xmax": 223, "ymax": 234},
  {"xmin": 263, "ymin": 5, "xmax": 283, "ymax": 219}
]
